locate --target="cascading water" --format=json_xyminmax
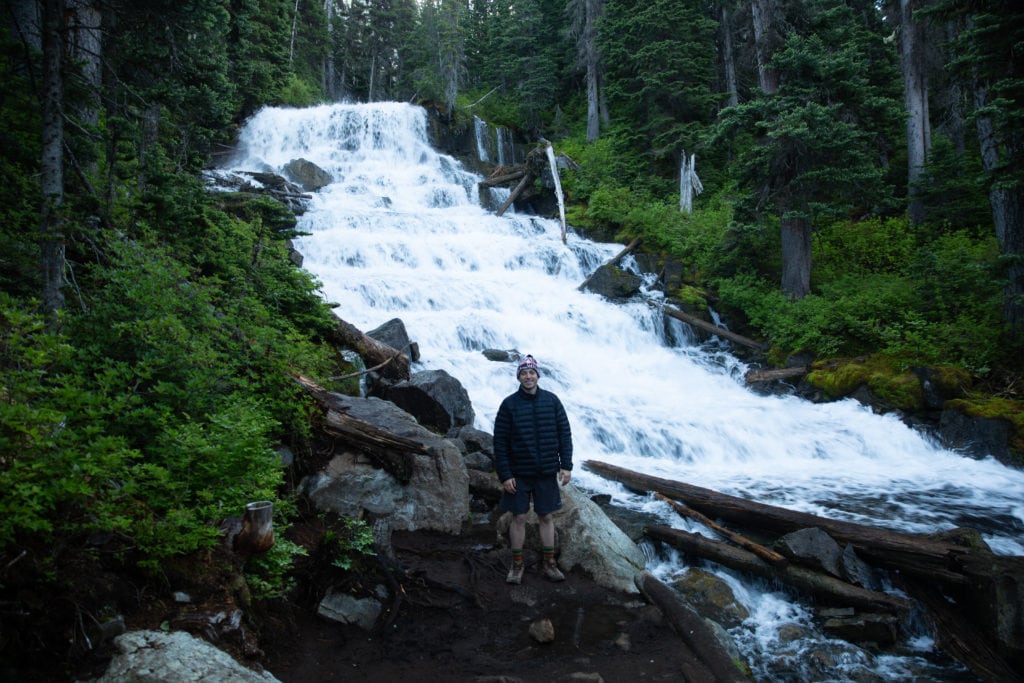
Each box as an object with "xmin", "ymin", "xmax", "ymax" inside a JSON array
[{"xmin": 227, "ymin": 102, "xmax": 1024, "ymax": 681}]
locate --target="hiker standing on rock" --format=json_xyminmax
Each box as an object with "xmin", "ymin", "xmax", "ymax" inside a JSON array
[{"xmin": 493, "ymin": 354, "xmax": 573, "ymax": 584}]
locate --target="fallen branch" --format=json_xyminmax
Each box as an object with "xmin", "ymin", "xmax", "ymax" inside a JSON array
[
  {"xmin": 654, "ymin": 492, "xmax": 787, "ymax": 567},
  {"xmin": 495, "ymin": 172, "xmax": 532, "ymax": 217},
  {"xmin": 578, "ymin": 237, "xmax": 643, "ymax": 292},
  {"xmin": 649, "ymin": 301, "xmax": 767, "ymax": 352},
  {"xmin": 744, "ymin": 366, "xmax": 809, "ymax": 383}
]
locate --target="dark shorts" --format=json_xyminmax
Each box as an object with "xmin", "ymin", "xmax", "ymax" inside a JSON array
[{"xmin": 500, "ymin": 475, "xmax": 563, "ymax": 516}]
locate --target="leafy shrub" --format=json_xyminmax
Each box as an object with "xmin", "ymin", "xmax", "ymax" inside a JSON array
[{"xmin": 813, "ymin": 216, "xmax": 916, "ymax": 284}]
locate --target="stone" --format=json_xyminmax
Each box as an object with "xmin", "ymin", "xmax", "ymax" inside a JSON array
[{"xmin": 529, "ymin": 618, "xmax": 555, "ymax": 643}]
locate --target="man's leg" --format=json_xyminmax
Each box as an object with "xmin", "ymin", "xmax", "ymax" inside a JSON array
[
  {"xmin": 506, "ymin": 513, "xmax": 527, "ymax": 584},
  {"xmin": 538, "ymin": 513, "xmax": 565, "ymax": 581}
]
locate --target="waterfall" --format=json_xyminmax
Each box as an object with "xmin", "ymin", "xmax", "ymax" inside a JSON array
[
  {"xmin": 227, "ymin": 102, "xmax": 1024, "ymax": 681},
  {"xmin": 474, "ymin": 115, "xmax": 490, "ymax": 163},
  {"xmin": 545, "ymin": 141, "xmax": 567, "ymax": 242}
]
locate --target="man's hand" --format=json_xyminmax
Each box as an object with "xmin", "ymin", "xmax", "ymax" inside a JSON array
[
  {"xmin": 558, "ymin": 469, "xmax": 571, "ymax": 486},
  {"xmin": 502, "ymin": 477, "xmax": 516, "ymax": 494}
]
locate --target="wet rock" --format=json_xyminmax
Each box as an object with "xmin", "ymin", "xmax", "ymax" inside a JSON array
[
  {"xmin": 367, "ymin": 318, "xmax": 420, "ymax": 362},
  {"xmin": 384, "ymin": 369, "xmax": 474, "ymax": 434},
  {"xmin": 671, "ymin": 568, "xmax": 750, "ymax": 628},
  {"xmin": 821, "ymin": 611, "xmax": 899, "ymax": 646},
  {"xmin": 775, "ymin": 527, "xmax": 843, "ymax": 578},
  {"xmin": 282, "ymin": 157, "xmax": 333, "ymax": 191}
]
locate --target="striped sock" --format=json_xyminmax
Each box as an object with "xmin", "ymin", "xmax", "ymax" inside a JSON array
[
  {"xmin": 511, "ymin": 548, "xmax": 523, "ymax": 566},
  {"xmin": 542, "ymin": 546, "xmax": 555, "ymax": 564}
]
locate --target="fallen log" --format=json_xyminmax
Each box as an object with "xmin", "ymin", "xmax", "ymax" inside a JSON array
[
  {"xmin": 649, "ymin": 302, "xmax": 768, "ymax": 352},
  {"xmin": 495, "ymin": 172, "xmax": 532, "ymax": 217},
  {"xmin": 654, "ymin": 492, "xmax": 787, "ymax": 566},
  {"xmin": 634, "ymin": 571, "xmax": 751, "ymax": 682},
  {"xmin": 584, "ymin": 460, "xmax": 973, "ymax": 584},
  {"xmin": 324, "ymin": 314, "xmax": 410, "ymax": 381},
  {"xmin": 743, "ymin": 365, "xmax": 809, "ymax": 383},
  {"xmin": 479, "ymin": 169, "xmax": 526, "ymax": 187},
  {"xmin": 644, "ymin": 525, "xmax": 913, "ymax": 615},
  {"xmin": 577, "ymin": 236, "xmax": 643, "ymax": 292},
  {"xmin": 293, "ymin": 373, "xmax": 430, "ymax": 483}
]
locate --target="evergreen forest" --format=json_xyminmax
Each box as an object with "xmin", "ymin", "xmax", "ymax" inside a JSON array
[{"xmin": 2, "ymin": 0, "xmax": 1023, "ymax": 676}]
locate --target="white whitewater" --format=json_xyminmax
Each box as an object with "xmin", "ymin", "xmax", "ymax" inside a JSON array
[{"xmin": 227, "ymin": 102, "xmax": 1024, "ymax": 680}]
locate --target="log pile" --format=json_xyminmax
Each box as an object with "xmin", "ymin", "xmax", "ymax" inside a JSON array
[{"xmin": 584, "ymin": 460, "xmax": 1024, "ymax": 682}]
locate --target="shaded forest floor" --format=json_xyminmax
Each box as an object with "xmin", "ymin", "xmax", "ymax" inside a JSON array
[{"xmin": 258, "ymin": 522, "xmax": 693, "ymax": 682}]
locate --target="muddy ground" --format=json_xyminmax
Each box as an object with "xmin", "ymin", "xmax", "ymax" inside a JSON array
[{"xmin": 258, "ymin": 522, "xmax": 696, "ymax": 683}]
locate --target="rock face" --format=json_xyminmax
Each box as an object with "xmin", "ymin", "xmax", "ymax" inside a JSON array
[
  {"xmin": 94, "ymin": 630, "xmax": 280, "ymax": 682},
  {"xmin": 300, "ymin": 396, "xmax": 470, "ymax": 535},
  {"xmin": 384, "ymin": 369, "xmax": 475, "ymax": 435}
]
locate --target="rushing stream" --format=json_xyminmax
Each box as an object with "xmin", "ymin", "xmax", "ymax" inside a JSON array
[{"xmin": 225, "ymin": 102, "xmax": 1024, "ymax": 681}]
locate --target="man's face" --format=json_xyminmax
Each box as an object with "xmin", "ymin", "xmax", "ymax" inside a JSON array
[{"xmin": 518, "ymin": 368, "xmax": 539, "ymax": 391}]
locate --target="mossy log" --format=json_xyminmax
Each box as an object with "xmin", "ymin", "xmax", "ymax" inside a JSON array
[{"xmin": 635, "ymin": 570, "xmax": 752, "ymax": 683}]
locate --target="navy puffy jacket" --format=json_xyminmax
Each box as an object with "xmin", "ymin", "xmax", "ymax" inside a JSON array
[{"xmin": 493, "ymin": 387, "xmax": 573, "ymax": 482}]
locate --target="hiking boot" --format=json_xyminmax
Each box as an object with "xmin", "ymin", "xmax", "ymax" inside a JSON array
[
  {"xmin": 543, "ymin": 561, "xmax": 565, "ymax": 582},
  {"xmin": 506, "ymin": 562, "xmax": 525, "ymax": 584}
]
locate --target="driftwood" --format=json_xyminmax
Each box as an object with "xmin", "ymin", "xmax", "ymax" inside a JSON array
[
  {"xmin": 654, "ymin": 492, "xmax": 787, "ymax": 566},
  {"xmin": 584, "ymin": 460, "xmax": 975, "ymax": 583},
  {"xmin": 634, "ymin": 571, "xmax": 751, "ymax": 683},
  {"xmin": 495, "ymin": 172, "xmax": 532, "ymax": 217},
  {"xmin": 649, "ymin": 302, "xmax": 768, "ymax": 352},
  {"xmin": 479, "ymin": 169, "xmax": 526, "ymax": 187},
  {"xmin": 577, "ymin": 236, "xmax": 643, "ymax": 291},
  {"xmin": 744, "ymin": 365, "xmax": 809, "ymax": 383},
  {"xmin": 293, "ymin": 373, "xmax": 430, "ymax": 483},
  {"xmin": 644, "ymin": 525, "xmax": 913, "ymax": 615},
  {"xmin": 324, "ymin": 314, "xmax": 410, "ymax": 381}
]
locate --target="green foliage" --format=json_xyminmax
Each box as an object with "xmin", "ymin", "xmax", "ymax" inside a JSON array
[
  {"xmin": 245, "ymin": 537, "xmax": 308, "ymax": 600},
  {"xmin": 327, "ymin": 518, "xmax": 377, "ymax": 571},
  {"xmin": 813, "ymin": 217, "xmax": 917, "ymax": 284},
  {"xmin": 277, "ymin": 74, "xmax": 323, "ymax": 108}
]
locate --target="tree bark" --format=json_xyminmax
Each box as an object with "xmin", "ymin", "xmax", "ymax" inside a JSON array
[
  {"xmin": 900, "ymin": 0, "xmax": 930, "ymax": 225},
  {"xmin": 479, "ymin": 169, "xmax": 525, "ymax": 187},
  {"xmin": 751, "ymin": 0, "xmax": 781, "ymax": 95},
  {"xmin": 780, "ymin": 214, "xmax": 811, "ymax": 299},
  {"xmin": 744, "ymin": 365, "xmax": 809, "ymax": 383},
  {"xmin": 324, "ymin": 313, "xmax": 411, "ymax": 381},
  {"xmin": 644, "ymin": 525, "xmax": 914, "ymax": 615},
  {"xmin": 719, "ymin": 4, "xmax": 739, "ymax": 107},
  {"xmin": 40, "ymin": 0, "xmax": 66, "ymax": 320},
  {"xmin": 634, "ymin": 571, "xmax": 751, "ymax": 682}
]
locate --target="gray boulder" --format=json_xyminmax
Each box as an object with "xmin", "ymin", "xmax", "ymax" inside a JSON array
[
  {"xmin": 384, "ymin": 369, "xmax": 475, "ymax": 435},
  {"xmin": 94, "ymin": 630, "xmax": 279, "ymax": 682},
  {"xmin": 300, "ymin": 396, "xmax": 470, "ymax": 534},
  {"xmin": 282, "ymin": 157, "xmax": 333, "ymax": 191}
]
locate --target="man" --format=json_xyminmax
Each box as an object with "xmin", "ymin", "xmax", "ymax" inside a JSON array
[{"xmin": 493, "ymin": 354, "xmax": 573, "ymax": 584}]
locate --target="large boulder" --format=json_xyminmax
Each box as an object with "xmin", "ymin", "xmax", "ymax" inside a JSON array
[
  {"xmin": 282, "ymin": 157, "xmax": 333, "ymax": 191},
  {"xmin": 496, "ymin": 484, "xmax": 646, "ymax": 594},
  {"xmin": 579, "ymin": 264, "xmax": 643, "ymax": 300},
  {"xmin": 300, "ymin": 396, "xmax": 470, "ymax": 534},
  {"xmin": 384, "ymin": 369, "xmax": 475, "ymax": 435},
  {"xmin": 94, "ymin": 630, "xmax": 279, "ymax": 682}
]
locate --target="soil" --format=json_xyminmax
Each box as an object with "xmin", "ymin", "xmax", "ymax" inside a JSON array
[{"xmin": 257, "ymin": 521, "xmax": 695, "ymax": 683}]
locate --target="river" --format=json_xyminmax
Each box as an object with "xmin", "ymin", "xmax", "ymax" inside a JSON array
[{"xmin": 226, "ymin": 101, "xmax": 1024, "ymax": 681}]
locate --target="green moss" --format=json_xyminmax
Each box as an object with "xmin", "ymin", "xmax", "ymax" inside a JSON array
[
  {"xmin": 670, "ymin": 284, "xmax": 709, "ymax": 308},
  {"xmin": 806, "ymin": 355, "xmax": 924, "ymax": 411}
]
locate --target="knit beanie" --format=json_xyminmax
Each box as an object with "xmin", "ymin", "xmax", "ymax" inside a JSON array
[{"xmin": 516, "ymin": 354, "xmax": 540, "ymax": 377}]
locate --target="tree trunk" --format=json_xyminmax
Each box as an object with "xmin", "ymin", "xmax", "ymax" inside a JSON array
[
  {"xmin": 780, "ymin": 214, "xmax": 811, "ymax": 299},
  {"xmin": 751, "ymin": 0, "xmax": 780, "ymax": 95},
  {"xmin": 975, "ymin": 83, "xmax": 1024, "ymax": 334},
  {"xmin": 234, "ymin": 501, "xmax": 275, "ymax": 555},
  {"xmin": 634, "ymin": 571, "xmax": 751, "ymax": 682},
  {"xmin": 40, "ymin": 0, "xmax": 66, "ymax": 320},
  {"xmin": 901, "ymin": 0, "xmax": 930, "ymax": 225},
  {"xmin": 719, "ymin": 4, "xmax": 739, "ymax": 107},
  {"xmin": 744, "ymin": 365, "xmax": 810, "ymax": 383}
]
